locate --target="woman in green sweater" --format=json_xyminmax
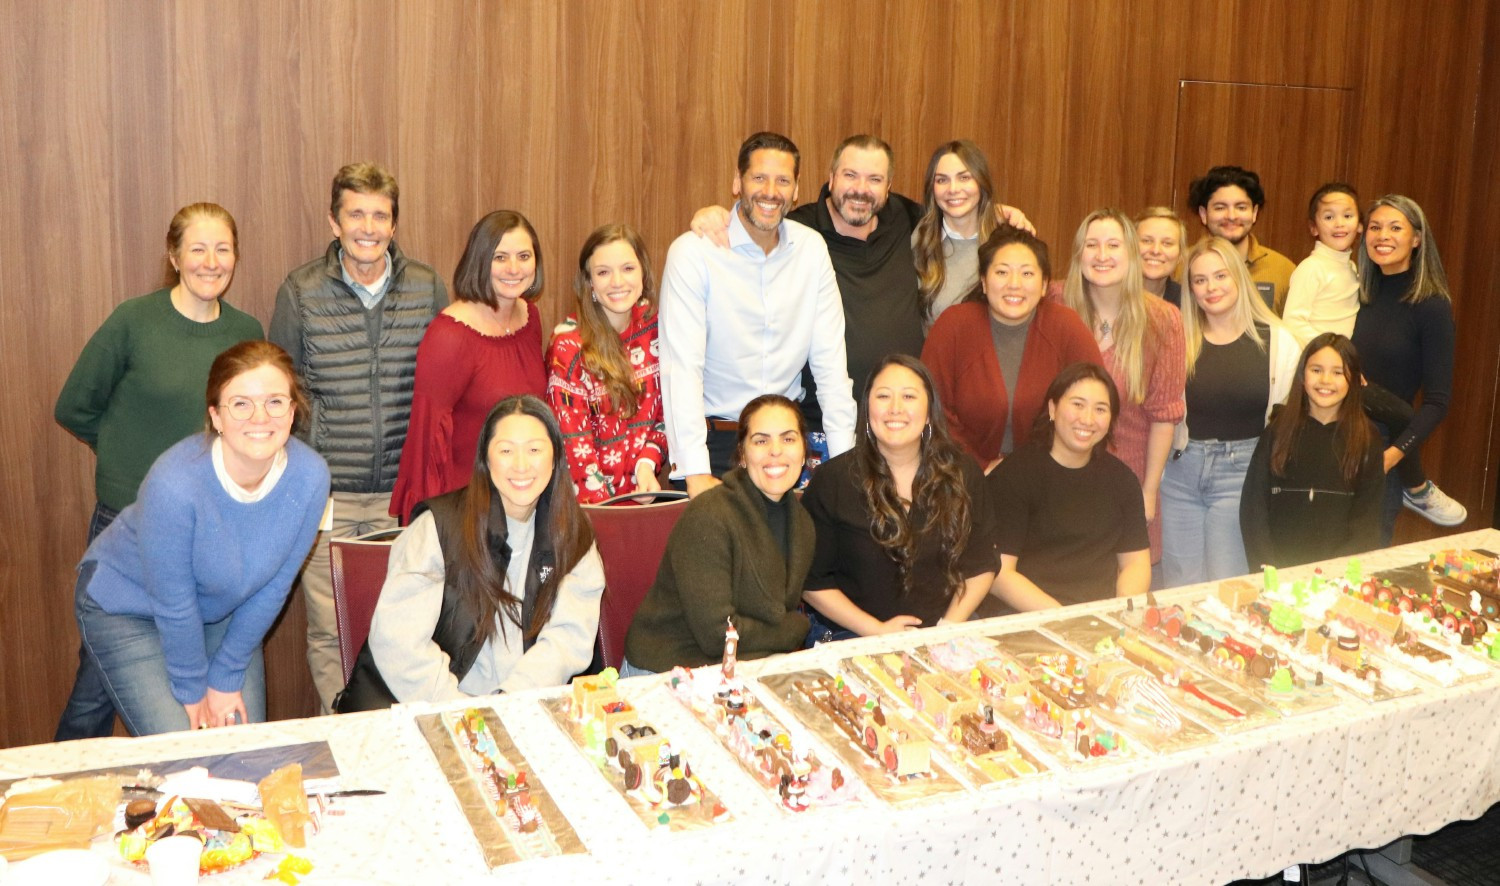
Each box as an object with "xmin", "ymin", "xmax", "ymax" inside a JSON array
[
  {"xmin": 621, "ymin": 394, "xmax": 814, "ymax": 675},
  {"xmin": 53, "ymin": 202, "xmax": 262, "ymax": 739}
]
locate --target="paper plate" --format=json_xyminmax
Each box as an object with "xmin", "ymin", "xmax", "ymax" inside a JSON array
[{"xmin": 7, "ymin": 849, "xmax": 109, "ymax": 886}]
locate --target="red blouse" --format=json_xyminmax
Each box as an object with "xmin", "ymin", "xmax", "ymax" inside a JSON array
[
  {"xmin": 545, "ymin": 301, "xmax": 667, "ymax": 503},
  {"xmin": 390, "ymin": 304, "xmax": 547, "ymax": 521}
]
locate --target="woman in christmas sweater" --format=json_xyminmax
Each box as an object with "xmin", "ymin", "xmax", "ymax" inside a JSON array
[{"xmin": 546, "ymin": 224, "xmax": 668, "ymax": 503}]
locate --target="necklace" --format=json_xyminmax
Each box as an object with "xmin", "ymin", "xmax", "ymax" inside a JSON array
[{"xmin": 1098, "ymin": 319, "xmax": 1111, "ymax": 338}]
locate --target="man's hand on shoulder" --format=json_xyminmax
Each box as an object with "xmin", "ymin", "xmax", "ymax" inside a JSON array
[
  {"xmin": 997, "ymin": 204, "xmax": 1035, "ymax": 234},
  {"xmin": 690, "ymin": 206, "xmax": 733, "ymax": 249},
  {"xmin": 685, "ymin": 474, "xmax": 722, "ymax": 498}
]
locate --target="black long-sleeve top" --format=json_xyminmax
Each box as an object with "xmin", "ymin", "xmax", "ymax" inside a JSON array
[
  {"xmin": 1350, "ymin": 268, "xmax": 1454, "ymax": 454},
  {"xmin": 1239, "ymin": 418, "xmax": 1384, "ymax": 569}
]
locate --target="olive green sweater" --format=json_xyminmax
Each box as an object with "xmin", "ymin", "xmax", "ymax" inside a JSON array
[
  {"xmin": 624, "ymin": 469, "xmax": 813, "ymax": 671},
  {"xmin": 55, "ymin": 289, "xmax": 263, "ymax": 509}
]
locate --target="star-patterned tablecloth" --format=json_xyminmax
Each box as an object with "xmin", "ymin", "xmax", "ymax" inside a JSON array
[{"xmin": 4, "ymin": 529, "xmax": 1499, "ymax": 885}]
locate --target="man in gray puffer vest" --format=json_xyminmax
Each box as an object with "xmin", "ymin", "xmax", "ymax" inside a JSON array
[{"xmin": 270, "ymin": 162, "xmax": 448, "ymax": 713}]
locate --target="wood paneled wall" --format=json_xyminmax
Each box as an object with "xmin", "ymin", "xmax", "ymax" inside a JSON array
[{"xmin": 3, "ymin": 0, "xmax": 1497, "ymax": 749}]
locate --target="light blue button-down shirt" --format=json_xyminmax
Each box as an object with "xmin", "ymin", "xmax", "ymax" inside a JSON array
[
  {"xmin": 660, "ymin": 205, "xmax": 855, "ymax": 479},
  {"xmin": 338, "ymin": 248, "xmax": 392, "ymax": 310}
]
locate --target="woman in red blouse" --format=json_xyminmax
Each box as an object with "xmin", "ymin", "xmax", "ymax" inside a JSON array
[
  {"xmin": 391, "ymin": 210, "xmax": 547, "ymax": 521},
  {"xmin": 1059, "ymin": 209, "xmax": 1186, "ymax": 566},
  {"xmin": 546, "ymin": 224, "xmax": 668, "ymax": 503}
]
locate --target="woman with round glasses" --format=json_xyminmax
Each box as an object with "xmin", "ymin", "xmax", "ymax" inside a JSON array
[
  {"xmin": 53, "ymin": 202, "xmax": 263, "ymax": 740},
  {"xmin": 55, "ymin": 341, "xmax": 329, "ymax": 737}
]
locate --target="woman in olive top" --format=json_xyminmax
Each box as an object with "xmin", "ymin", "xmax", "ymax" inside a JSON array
[
  {"xmin": 53, "ymin": 202, "xmax": 262, "ymax": 741},
  {"xmin": 622, "ymin": 395, "xmax": 813, "ymax": 675}
]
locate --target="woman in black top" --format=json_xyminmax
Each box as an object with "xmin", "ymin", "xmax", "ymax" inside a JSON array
[
  {"xmin": 802, "ymin": 354, "xmax": 995, "ymax": 643},
  {"xmin": 1240, "ymin": 334, "xmax": 1384, "ymax": 568},
  {"xmin": 987, "ymin": 362, "xmax": 1150, "ymax": 608},
  {"xmin": 1350, "ymin": 194, "xmax": 1464, "ymax": 536}
]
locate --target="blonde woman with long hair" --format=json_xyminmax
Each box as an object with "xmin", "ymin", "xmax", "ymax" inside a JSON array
[
  {"xmin": 1060, "ymin": 209, "xmax": 1184, "ymax": 568},
  {"xmin": 1159, "ymin": 237, "xmax": 1299, "ymax": 585}
]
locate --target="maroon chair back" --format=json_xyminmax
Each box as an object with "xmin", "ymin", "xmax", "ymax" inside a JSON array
[
  {"xmin": 584, "ymin": 492, "xmax": 690, "ymax": 669},
  {"xmin": 330, "ymin": 528, "xmax": 403, "ymax": 685}
]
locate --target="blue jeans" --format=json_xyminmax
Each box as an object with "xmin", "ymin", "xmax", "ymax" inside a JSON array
[
  {"xmin": 54, "ymin": 503, "xmax": 125, "ymax": 741},
  {"xmin": 803, "ymin": 608, "xmax": 858, "ymax": 649},
  {"xmin": 59, "ymin": 563, "xmax": 267, "ymax": 737},
  {"xmin": 617, "ymin": 657, "xmax": 656, "ymax": 679},
  {"xmin": 1159, "ymin": 438, "xmax": 1256, "ymax": 587}
]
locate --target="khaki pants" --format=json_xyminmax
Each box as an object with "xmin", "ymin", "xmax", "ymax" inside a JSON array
[{"xmin": 299, "ymin": 491, "xmax": 397, "ymax": 714}]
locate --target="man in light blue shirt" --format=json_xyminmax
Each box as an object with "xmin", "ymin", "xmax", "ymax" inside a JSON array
[{"xmin": 660, "ymin": 132, "xmax": 856, "ymax": 498}]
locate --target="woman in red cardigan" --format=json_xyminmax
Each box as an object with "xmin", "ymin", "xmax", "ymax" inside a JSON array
[{"xmin": 921, "ymin": 225, "xmax": 1099, "ymax": 473}]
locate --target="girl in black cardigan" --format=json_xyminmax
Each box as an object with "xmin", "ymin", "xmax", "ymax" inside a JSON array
[{"xmin": 1240, "ymin": 334, "xmax": 1384, "ymax": 569}]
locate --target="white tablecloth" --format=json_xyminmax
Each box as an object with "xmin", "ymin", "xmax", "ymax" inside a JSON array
[{"xmin": 5, "ymin": 529, "xmax": 1499, "ymax": 885}]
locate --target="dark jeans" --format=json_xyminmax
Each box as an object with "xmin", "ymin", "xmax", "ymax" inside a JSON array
[
  {"xmin": 1363, "ymin": 382, "xmax": 1425, "ymax": 488},
  {"xmin": 803, "ymin": 608, "xmax": 858, "ymax": 649},
  {"xmin": 86, "ymin": 500, "xmax": 120, "ymax": 545},
  {"xmin": 55, "ymin": 502, "xmax": 124, "ymax": 741}
]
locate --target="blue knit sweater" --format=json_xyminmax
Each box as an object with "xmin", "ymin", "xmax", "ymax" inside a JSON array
[{"xmin": 83, "ymin": 435, "xmax": 330, "ymax": 703}]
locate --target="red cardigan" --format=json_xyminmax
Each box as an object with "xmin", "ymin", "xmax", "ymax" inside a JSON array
[{"xmin": 922, "ymin": 298, "xmax": 1100, "ymax": 463}]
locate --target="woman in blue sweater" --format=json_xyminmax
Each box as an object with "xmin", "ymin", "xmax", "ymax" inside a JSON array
[{"xmin": 56, "ymin": 341, "xmax": 329, "ymax": 737}]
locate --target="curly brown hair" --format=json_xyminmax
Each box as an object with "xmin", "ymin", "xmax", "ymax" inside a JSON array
[{"xmin": 854, "ymin": 354, "xmax": 972, "ymax": 601}]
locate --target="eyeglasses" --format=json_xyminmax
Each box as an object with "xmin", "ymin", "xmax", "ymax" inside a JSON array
[{"xmin": 220, "ymin": 395, "xmax": 293, "ymax": 421}]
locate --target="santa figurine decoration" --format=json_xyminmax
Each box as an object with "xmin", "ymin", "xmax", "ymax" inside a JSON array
[{"xmin": 721, "ymin": 618, "xmax": 740, "ymax": 686}]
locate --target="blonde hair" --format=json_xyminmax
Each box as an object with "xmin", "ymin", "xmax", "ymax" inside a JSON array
[
  {"xmin": 1180, "ymin": 237, "xmax": 1281, "ymax": 379},
  {"xmin": 1060, "ymin": 209, "xmax": 1151, "ymax": 403},
  {"xmin": 1133, "ymin": 206, "xmax": 1186, "ymax": 280}
]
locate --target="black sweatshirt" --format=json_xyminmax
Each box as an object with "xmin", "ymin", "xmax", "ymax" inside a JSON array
[{"xmin": 1239, "ymin": 417, "xmax": 1384, "ymax": 569}]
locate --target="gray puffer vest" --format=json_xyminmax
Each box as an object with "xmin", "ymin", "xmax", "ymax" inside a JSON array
[{"xmin": 274, "ymin": 240, "xmax": 446, "ymax": 493}]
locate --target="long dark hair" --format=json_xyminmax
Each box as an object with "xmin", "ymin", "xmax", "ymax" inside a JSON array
[
  {"xmin": 571, "ymin": 224, "xmax": 656, "ymax": 417},
  {"xmin": 854, "ymin": 354, "xmax": 972, "ymax": 600},
  {"xmin": 456, "ymin": 395, "xmax": 594, "ymax": 645},
  {"xmin": 1028, "ymin": 362, "xmax": 1120, "ymax": 453},
  {"xmin": 1268, "ymin": 333, "xmax": 1375, "ymax": 484},
  {"xmin": 913, "ymin": 140, "xmax": 998, "ymax": 319},
  {"xmin": 1356, "ymin": 194, "xmax": 1450, "ymax": 306}
]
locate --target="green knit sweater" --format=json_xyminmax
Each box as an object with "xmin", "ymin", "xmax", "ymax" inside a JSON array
[
  {"xmin": 623, "ymin": 468, "xmax": 813, "ymax": 671},
  {"xmin": 55, "ymin": 289, "xmax": 263, "ymax": 509}
]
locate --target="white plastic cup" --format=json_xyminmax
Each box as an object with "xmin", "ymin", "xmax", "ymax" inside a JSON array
[{"xmin": 145, "ymin": 835, "xmax": 203, "ymax": 886}]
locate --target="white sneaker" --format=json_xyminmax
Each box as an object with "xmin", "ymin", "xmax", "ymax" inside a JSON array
[{"xmin": 1403, "ymin": 482, "xmax": 1468, "ymax": 526}]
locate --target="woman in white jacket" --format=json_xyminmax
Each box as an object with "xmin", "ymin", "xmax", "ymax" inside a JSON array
[{"xmin": 1160, "ymin": 237, "xmax": 1299, "ymax": 586}]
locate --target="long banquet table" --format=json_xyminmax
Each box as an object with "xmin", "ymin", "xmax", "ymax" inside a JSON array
[{"xmin": 5, "ymin": 529, "xmax": 1500, "ymax": 885}]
